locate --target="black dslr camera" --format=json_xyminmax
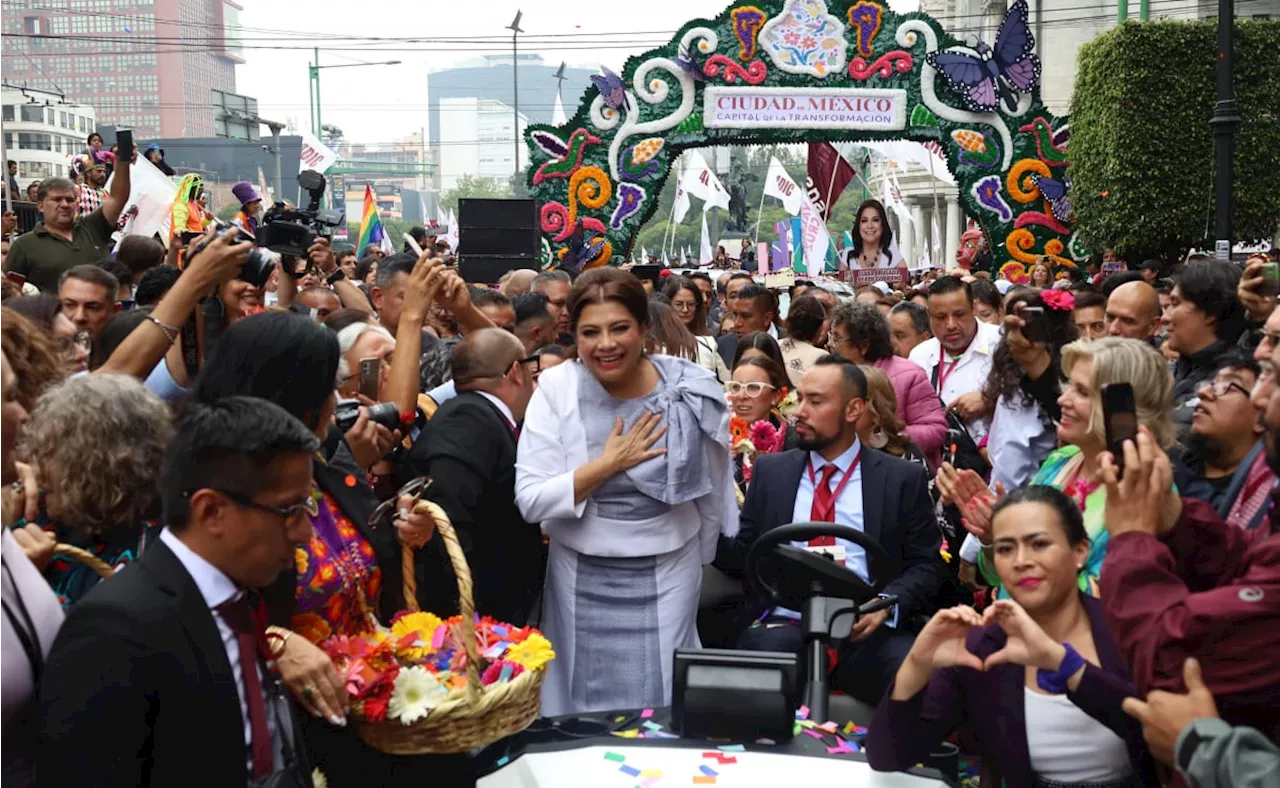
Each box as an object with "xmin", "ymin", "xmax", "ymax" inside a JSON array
[{"xmin": 257, "ymin": 169, "xmax": 346, "ymax": 258}]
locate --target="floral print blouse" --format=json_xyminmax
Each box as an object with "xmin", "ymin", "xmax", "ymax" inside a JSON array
[{"xmin": 290, "ymin": 489, "xmax": 382, "ymax": 642}]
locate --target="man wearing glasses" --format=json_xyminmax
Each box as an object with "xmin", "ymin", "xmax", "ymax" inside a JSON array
[
  {"xmin": 1174, "ymin": 354, "xmax": 1278, "ymax": 534},
  {"xmin": 39, "ymin": 397, "xmax": 321, "ymax": 787},
  {"xmin": 406, "ymin": 328, "xmax": 545, "ymax": 626}
]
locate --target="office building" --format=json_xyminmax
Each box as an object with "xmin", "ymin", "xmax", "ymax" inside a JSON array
[
  {"xmin": 427, "ymin": 54, "xmax": 595, "ymax": 190},
  {"xmin": 2, "ymin": 85, "xmax": 97, "ymax": 190},
  {"xmin": 1, "ymin": 0, "xmax": 242, "ymax": 138}
]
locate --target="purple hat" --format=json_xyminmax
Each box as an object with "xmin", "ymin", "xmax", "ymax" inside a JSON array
[{"xmin": 231, "ymin": 181, "xmax": 261, "ymax": 207}]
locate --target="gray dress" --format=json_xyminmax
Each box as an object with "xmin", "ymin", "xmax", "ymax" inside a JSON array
[{"xmin": 538, "ymin": 355, "xmax": 729, "ymax": 716}]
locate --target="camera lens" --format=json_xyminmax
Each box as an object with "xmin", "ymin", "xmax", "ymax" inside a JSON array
[
  {"xmin": 239, "ymin": 248, "xmax": 276, "ymax": 289},
  {"xmin": 365, "ymin": 402, "xmax": 402, "ymax": 431}
]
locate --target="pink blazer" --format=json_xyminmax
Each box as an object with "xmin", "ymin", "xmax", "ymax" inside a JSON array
[{"xmin": 875, "ymin": 355, "xmax": 947, "ymax": 467}]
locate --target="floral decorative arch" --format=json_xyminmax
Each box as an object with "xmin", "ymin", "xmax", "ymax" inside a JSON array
[{"xmin": 525, "ymin": 0, "xmax": 1083, "ymax": 277}]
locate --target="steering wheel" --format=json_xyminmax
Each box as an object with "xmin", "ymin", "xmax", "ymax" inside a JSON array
[{"xmin": 745, "ymin": 522, "xmax": 894, "ymax": 612}]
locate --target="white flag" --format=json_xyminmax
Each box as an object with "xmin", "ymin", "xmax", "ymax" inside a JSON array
[
  {"xmin": 298, "ymin": 130, "xmax": 339, "ymax": 175},
  {"xmin": 641, "ymin": 245, "xmax": 649, "ymax": 263},
  {"xmin": 764, "ymin": 156, "xmax": 803, "ymax": 216},
  {"xmin": 699, "ymin": 212, "xmax": 713, "ymax": 264},
  {"xmin": 552, "ymin": 89, "xmax": 567, "ymax": 127},
  {"xmin": 882, "ymin": 171, "xmax": 913, "ymax": 229},
  {"xmin": 681, "ymin": 151, "xmax": 730, "ymax": 213},
  {"xmin": 672, "ymin": 159, "xmax": 692, "ymax": 224},
  {"xmin": 799, "ymin": 198, "xmax": 830, "ymax": 277},
  {"xmin": 680, "ymin": 246, "xmax": 688, "ymax": 266}
]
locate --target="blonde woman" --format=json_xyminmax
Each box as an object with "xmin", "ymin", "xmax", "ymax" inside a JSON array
[
  {"xmin": 856, "ymin": 365, "xmax": 927, "ymax": 466},
  {"xmin": 953, "ymin": 337, "xmax": 1175, "ymax": 596}
]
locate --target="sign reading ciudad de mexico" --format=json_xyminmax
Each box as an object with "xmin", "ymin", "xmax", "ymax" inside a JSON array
[{"xmin": 703, "ymin": 87, "xmax": 908, "ymax": 131}]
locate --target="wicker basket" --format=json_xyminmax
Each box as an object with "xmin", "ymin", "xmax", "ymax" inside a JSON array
[
  {"xmin": 353, "ymin": 499, "xmax": 545, "ymax": 755},
  {"xmin": 53, "ymin": 543, "xmax": 115, "ymax": 578}
]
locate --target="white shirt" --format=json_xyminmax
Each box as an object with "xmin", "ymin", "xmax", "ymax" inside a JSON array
[
  {"xmin": 1024, "ymin": 687, "xmax": 1133, "ymax": 783},
  {"xmin": 159, "ymin": 528, "xmax": 283, "ymax": 773},
  {"xmin": 476, "ymin": 390, "xmax": 516, "ymax": 430},
  {"xmin": 908, "ymin": 319, "xmax": 1002, "ymax": 440},
  {"xmin": 776, "ymin": 440, "xmax": 897, "ymax": 626}
]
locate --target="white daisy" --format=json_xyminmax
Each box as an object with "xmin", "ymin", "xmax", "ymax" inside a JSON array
[{"xmin": 388, "ymin": 666, "xmax": 446, "ymax": 725}]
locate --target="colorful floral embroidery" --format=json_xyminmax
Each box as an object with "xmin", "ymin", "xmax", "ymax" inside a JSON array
[{"xmin": 292, "ymin": 490, "xmax": 381, "ymax": 638}]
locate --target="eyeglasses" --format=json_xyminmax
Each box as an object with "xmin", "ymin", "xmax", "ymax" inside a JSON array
[
  {"xmin": 1199, "ymin": 379, "xmax": 1252, "ymax": 399},
  {"xmin": 671, "ymin": 300, "xmax": 697, "ymax": 312},
  {"xmin": 726, "ymin": 381, "xmax": 777, "ymax": 398},
  {"xmin": 520, "ymin": 355, "xmax": 542, "ymax": 373},
  {"xmin": 826, "ymin": 330, "xmax": 854, "ymax": 347},
  {"xmin": 193, "ymin": 488, "xmax": 319, "ymax": 520},
  {"xmin": 54, "ymin": 330, "xmax": 92, "ymax": 360}
]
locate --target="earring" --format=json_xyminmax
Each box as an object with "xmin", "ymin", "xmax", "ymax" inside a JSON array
[
  {"xmin": 867, "ymin": 426, "xmax": 889, "ymax": 449},
  {"xmin": 1076, "ymin": 563, "xmax": 1084, "ymax": 570}
]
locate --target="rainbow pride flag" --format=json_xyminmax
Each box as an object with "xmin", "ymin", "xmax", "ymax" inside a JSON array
[{"xmin": 356, "ymin": 184, "xmax": 387, "ymax": 256}]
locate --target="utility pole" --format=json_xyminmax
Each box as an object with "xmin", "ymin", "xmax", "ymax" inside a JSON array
[
  {"xmin": 507, "ymin": 11, "xmax": 524, "ymax": 180},
  {"xmin": 1209, "ymin": 0, "xmax": 1239, "ymax": 260}
]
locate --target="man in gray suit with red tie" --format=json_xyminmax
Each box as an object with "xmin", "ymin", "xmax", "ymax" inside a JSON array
[{"xmin": 723, "ymin": 357, "xmax": 945, "ymax": 706}]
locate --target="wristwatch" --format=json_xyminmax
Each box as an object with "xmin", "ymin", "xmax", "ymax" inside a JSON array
[{"xmin": 326, "ymin": 268, "xmax": 346, "ymax": 285}]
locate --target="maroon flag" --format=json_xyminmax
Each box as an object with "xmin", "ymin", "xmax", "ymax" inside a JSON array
[{"xmin": 804, "ymin": 142, "xmax": 856, "ymax": 221}]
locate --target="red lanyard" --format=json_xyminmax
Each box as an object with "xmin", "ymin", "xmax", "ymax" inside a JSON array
[
  {"xmin": 936, "ymin": 355, "xmax": 962, "ymax": 395},
  {"xmin": 808, "ymin": 450, "xmax": 862, "ymax": 520}
]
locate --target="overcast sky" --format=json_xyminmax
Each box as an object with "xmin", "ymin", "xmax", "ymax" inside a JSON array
[{"xmin": 237, "ymin": 0, "xmax": 921, "ymax": 145}]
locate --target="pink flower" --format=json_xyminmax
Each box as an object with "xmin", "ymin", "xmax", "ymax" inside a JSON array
[
  {"xmin": 783, "ymin": 31, "xmax": 801, "ymax": 44},
  {"xmin": 1041, "ymin": 289, "xmax": 1075, "ymax": 312},
  {"xmin": 481, "ymin": 659, "xmax": 526, "ymax": 685},
  {"xmin": 801, "ymin": 36, "xmax": 817, "ymax": 48},
  {"xmin": 748, "ymin": 420, "xmax": 781, "ymax": 454}
]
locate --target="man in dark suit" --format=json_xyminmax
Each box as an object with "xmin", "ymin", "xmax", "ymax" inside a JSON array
[
  {"xmin": 410, "ymin": 327, "xmax": 545, "ymax": 625},
  {"xmin": 39, "ymin": 398, "xmax": 320, "ymax": 788},
  {"xmin": 717, "ymin": 283, "xmax": 778, "ymax": 367},
  {"xmin": 723, "ymin": 356, "xmax": 944, "ymax": 706}
]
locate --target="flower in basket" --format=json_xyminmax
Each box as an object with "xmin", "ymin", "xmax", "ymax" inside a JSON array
[
  {"xmin": 390, "ymin": 611, "xmax": 443, "ymax": 661},
  {"xmin": 354, "ymin": 664, "xmax": 399, "ymax": 722},
  {"xmin": 732, "ymin": 417, "xmax": 787, "ymax": 483},
  {"xmin": 481, "ymin": 659, "xmax": 526, "ymax": 686},
  {"xmin": 505, "ymin": 632, "xmax": 555, "ymax": 672},
  {"xmin": 388, "ymin": 665, "xmax": 447, "ymax": 725}
]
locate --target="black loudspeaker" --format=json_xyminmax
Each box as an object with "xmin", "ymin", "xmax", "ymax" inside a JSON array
[{"xmin": 458, "ymin": 198, "xmax": 539, "ymax": 284}]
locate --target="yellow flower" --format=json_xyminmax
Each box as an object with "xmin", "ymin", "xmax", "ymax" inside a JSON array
[
  {"xmin": 505, "ymin": 633, "xmax": 555, "ymax": 671},
  {"xmin": 294, "ymin": 548, "xmax": 309, "ymax": 575},
  {"xmin": 390, "ymin": 612, "xmax": 443, "ymax": 661}
]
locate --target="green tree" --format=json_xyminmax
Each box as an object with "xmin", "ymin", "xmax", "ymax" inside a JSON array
[
  {"xmin": 438, "ymin": 174, "xmax": 511, "ymax": 214},
  {"xmin": 1071, "ymin": 19, "xmax": 1280, "ymax": 262}
]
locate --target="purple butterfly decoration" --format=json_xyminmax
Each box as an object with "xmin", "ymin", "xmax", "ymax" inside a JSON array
[
  {"xmin": 591, "ymin": 67, "xmax": 626, "ymax": 111},
  {"xmin": 1030, "ymin": 173, "xmax": 1072, "ymax": 223},
  {"xmin": 560, "ymin": 222, "xmax": 606, "ymax": 276},
  {"xmin": 676, "ymin": 43, "xmax": 708, "ymax": 84},
  {"xmin": 925, "ymin": 0, "xmax": 1040, "ymax": 113}
]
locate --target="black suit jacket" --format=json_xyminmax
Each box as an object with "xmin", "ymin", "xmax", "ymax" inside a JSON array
[
  {"xmin": 720, "ymin": 447, "xmax": 944, "ymax": 622},
  {"xmin": 717, "ymin": 333, "xmax": 738, "ymax": 368},
  {"xmin": 406, "ymin": 391, "xmax": 546, "ymax": 625},
  {"xmin": 38, "ymin": 539, "xmax": 312, "ymax": 788}
]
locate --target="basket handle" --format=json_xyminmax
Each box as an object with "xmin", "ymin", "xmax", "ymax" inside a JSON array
[
  {"xmin": 53, "ymin": 543, "xmax": 114, "ymax": 579},
  {"xmin": 399, "ymin": 499, "xmax": 482, "ymax": 706}
]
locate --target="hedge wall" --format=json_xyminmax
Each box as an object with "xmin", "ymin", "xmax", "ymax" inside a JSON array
[{"xmin": 1070, "ymin": 19, "xmax": 1280, "ymax": 260}]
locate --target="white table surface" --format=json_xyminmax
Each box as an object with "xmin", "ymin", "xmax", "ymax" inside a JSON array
[{"xmin": 478, "ymin": 744, "xmax": 948, "ymax": 788}]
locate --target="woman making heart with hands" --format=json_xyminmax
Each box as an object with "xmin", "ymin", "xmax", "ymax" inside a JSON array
[{"xmin": 868, "ymin": 485, "xmax": 1160, "ymax": 788}]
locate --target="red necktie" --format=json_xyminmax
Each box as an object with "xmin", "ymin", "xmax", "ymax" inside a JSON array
[
  {"xmin": 809, "ymin": 464, "xmax": 838, "ymax": 547},
  {"xmin": 217, "ymin": 596, "xmax": 273, "ymax": 779}
]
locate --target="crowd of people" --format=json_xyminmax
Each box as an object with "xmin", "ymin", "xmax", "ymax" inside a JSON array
[{"xmin": 1, "ymin": 161, "xmax": 1278, "ymax": 788}]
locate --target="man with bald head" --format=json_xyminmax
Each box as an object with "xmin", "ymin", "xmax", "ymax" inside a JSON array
[
  {"xmin": 1105, "ymin": 280, "xmax": 1163, "ymax": 341},
  {"xmin": 499, "ymin": 268, "xmax": 538, "ymax": 297},
  {"xmin": 408, "ymin": 328, "xmax": 544, "ymax": 624}
]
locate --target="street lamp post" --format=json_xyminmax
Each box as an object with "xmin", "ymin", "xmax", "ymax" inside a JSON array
[
  {"xmin": 1209, "ymin": 0, "xmax": 1239, "ymax": 260},
  {"xmin": 507, "ymin": 11, "xmax": 524, "ymax": 179},
  {"xmin": 308, "ymin": 50, "xmax": 402, "ymax": 136}
]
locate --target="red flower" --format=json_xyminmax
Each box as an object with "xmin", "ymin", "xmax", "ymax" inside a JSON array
[{"xmin": 1041, "ymin": 289, "xmax": 1075, "ymax": 312}]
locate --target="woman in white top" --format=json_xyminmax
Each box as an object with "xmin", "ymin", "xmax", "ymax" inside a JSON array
[
  {"xmin": 663, "ymin": 276, "xmax": 728, "ymax": 383},
  {"xmin": 516, "ymin": 267, "xmax": 738, "ymax": 716},
  {"xmin": 843, "ymin": 199, "xmax": 905, "ymax": 271},
  {"xmin": 867, "ymin": 485, "xmax": 1157, "ymax": 788}
]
